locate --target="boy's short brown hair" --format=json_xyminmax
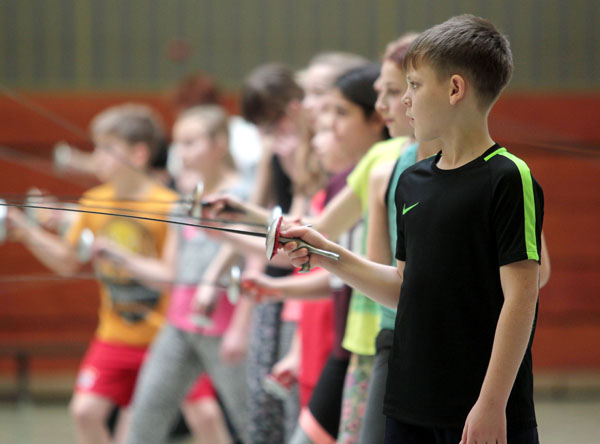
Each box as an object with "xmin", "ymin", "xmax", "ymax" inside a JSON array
[
  {"xmin": 403, "ymin": 14, "xmax": 513, "ymax": 107},
  {"xmin": 241, "ymin": 63, "xmax": 303, "ymax": 126},
  {"xmin": 90, "ymin": 103, "xmax": 166, "ymax": 164}
]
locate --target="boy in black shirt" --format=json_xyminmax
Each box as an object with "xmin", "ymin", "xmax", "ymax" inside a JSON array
[{"xmin": 281, "ymin": 14, "xmax": 542, "ymax": 444}]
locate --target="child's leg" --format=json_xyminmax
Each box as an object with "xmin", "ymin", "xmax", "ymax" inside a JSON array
[
  {"xmin": 246, "ymin": 302, "xmax": 287, "ymax": 444},
  {"xmin": 70, "ymin": 340, "xmax": 145, "ymax": 444},
  {"xmin": 69, "ymin": 392, "xmax": 114, "ymax": 444},
  {"xmin": 112, "ymin": 406, "xmax": 130, "ymax": 444},
  {"xmin": 183, "ymin": 399, "xmax": 232, "ymax": 444},
  {"xmin": 278, "ymin": 319, "xmax": 300, "ymax": 440},
  {"xmin": 336, "ymin": 353, "xmax": 374, "ymax": 444},
  {"xmin": 298, "ymin": 354, "xmax": 350, "ymax": 443},
  {"xmin": 357, "ymin": 329, "xmax": 394, "ymax": 444},
  {"xmin": 191, "ymin": 334, "xmax": 248, "ymax": 443},
  {"xmin": 183, "ymin": 373, "xmax": 232, "ymax": 444},
  {"xmin": 288, "ymin": 423, "xmax": 324, "ymax": 444},
  {"xmin": 124, "ymin": 324, "xmax": 205, "ymax": 444}
]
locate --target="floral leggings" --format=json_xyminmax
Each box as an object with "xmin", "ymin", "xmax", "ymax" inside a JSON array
[{"xmin": 337, "ymin": 353, "xmax": 375, "ymax": 444}]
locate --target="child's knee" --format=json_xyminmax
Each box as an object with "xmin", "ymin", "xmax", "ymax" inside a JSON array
[
  {"xmin": 183, "ymin": 399, "xmax": 224, "ymax": 431},
  {"xmin": 69, "ymin": 394, "xmax": 110, "ymax": 426}
]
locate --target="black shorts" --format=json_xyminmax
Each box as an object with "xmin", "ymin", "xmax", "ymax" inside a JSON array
[{"xmin": 383, "ymin": 416, "xmax": 539, "ymax": 444}]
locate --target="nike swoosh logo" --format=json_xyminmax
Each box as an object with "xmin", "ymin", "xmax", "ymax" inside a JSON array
[{"xmin": 402, "ymin": 202, "xmax": 419, "ymax": 215}]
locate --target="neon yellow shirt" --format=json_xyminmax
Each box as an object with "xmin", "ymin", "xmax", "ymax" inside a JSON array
[{"xmin": 342, "ymin": 137, "xmax": 407, "ymax": 355}]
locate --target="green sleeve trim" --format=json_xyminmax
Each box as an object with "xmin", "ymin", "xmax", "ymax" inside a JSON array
[
  {"xmin": 493, "ymin": 149, "xmax": 539, "ymax": 261},
  {"xmin": 484, "ymin": 147, "xmax": 507, "ymax": 161}
]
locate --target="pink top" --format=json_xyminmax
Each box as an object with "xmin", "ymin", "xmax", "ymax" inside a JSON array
[
  {"xmin": 281, "ymin": 298, "xmax": 303, "ymax": 322},
  {"xmin": 167, "ymin": 225, "xmax": 234, "ymax": 336},
  {"xmin": 168, "ymin": 285, "xmax": 234, "ymax": 336}
]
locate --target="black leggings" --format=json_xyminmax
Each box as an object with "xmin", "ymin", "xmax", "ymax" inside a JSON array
[
  {"xmin": 383, "ymin": 417, "xmax": 539, "ymax": 444},
  {"xmin": 306, "ymin": 354, "xmax": 350, "ymax": 438}
]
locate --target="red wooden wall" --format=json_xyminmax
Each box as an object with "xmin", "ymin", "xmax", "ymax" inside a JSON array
[{"xmin": 0, "ymin": 92, "xmax": 598, "ymax": 376}]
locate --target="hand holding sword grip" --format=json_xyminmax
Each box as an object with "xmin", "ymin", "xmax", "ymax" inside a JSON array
[
  {"xmin": 277, "ymin": 237, "xmax": 340, "ymax": 273},
  {"xmin": 282, "ymin": 237, "xmax": 341, "ymax": 261},
  {"xmin": 265, "ymin": 215, "xmax": 340, "ymax": 273}
]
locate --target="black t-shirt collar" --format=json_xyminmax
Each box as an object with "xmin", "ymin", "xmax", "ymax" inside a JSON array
[{"xmin": 431, "ymin": 143, "xmax": 500, "ymax": 175}]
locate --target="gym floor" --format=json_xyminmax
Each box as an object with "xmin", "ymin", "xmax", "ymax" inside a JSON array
[{"xmin": 1, "ymin": 392, "xmax": 599, "ymax": 443}]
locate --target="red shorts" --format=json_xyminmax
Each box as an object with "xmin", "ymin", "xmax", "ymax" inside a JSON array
[
  {"xmin": 76, "ymin": 339, "xmax": 216, "ymax": 406},
  {"xmin": 184, "ymin": 372, "xmax": 217, "ymax": 402},
  {"xmin": 75, "ymin": 339, "xmax": 147, "ymax": 407}
]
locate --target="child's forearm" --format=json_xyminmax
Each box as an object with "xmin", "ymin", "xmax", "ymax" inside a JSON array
[
  {"xmin": 477, "ymin": 260, "xmax": 539, "ymax": 407},
  {"xmin": 332, "ymin": 246, "xmax": 403, "ymax": 308},
  {"xmin": 119, "ymin": 254, "xmax": 174, "ymax": 290},
  {"xmin": 228, "ymin": 296, "xmax": 254, "ymax": 336},
  {"xmin": 20, "ymin": 223, "xmax": 80, "ymax": 275},
  {"xmin": 201, "ymin": 243, "xmax": 239, "ymax": 284},
  {"xmin": 275, "ymin": 269, "xmax": 331, "ymax": 299},
  {"xmin": 281, "ymin": 226, "xmax": 403, "ymax": 308},
  {"xmin": 313, "ymin": 186, "xmax": 362, "ymax": 239}
]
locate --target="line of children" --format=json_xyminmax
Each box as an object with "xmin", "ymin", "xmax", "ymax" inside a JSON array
[
  {"xmin": 281, "ymin": 14, "xmax": 545, "ymax": 444},
  {"xmin": 242, "ymin": 62, "xmax": 388, "ymax": 444},
  {"xmin": 7, "ymin": 14, "xmax": 552, "ymax": 444},
  {"xmin": 93, "ymin": 105, "xmax": 251, "ymax": 444}
]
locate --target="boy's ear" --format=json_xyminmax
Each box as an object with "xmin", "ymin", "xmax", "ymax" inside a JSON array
[{"xmin": 449, "ymin": 74, "xmax": 466, "ymax": 105}]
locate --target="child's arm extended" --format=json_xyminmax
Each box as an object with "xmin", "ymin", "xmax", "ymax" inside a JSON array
[
  {"xmin": 281, "ymin": 225, "xmax": 404, "ymax": 308},
  {"xmin": 366, "ymin": 162, "xmax": 396, "ymax": 265},
  {"xmin": 242, "ymin": 268, "xmax": 332, "ymax": 302},
  {"xmin": 94, "ymin": 226, "xmax": 178, "ymax": 290},
  {"xmin": 7, "ymin": 208, "xmax": 80, "ymax": 275},
  {"xmin": 460, "ymin": 259, "xmax": 539, "ymax": 444}
]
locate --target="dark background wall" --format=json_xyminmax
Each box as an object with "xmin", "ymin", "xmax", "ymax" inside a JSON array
[{"xmin": 0, "ymin": 0, "xmax": 598, "ymax": 91}]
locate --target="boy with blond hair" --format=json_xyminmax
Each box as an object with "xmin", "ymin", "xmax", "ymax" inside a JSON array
[
  {"xmin": 8, "ymin": 103, "xmax": 179, "ymax": 444},
  {"xmin": 282, "ymin": 15, "xmax": 543, "ymax": 444}
]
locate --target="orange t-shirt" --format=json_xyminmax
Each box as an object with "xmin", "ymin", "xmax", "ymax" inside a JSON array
[{"xmin": 66, "ymin": 183, "xmax": 178, "ymax": 346}]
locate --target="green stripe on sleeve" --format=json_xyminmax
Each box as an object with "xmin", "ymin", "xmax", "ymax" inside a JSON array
[
  {"xmin": 497, "ymin": 151, "xmax": 540, "ymax": 261},
  {"xmin": 484, "ymin": 147, "xmax": 507, "ymax": 161}
]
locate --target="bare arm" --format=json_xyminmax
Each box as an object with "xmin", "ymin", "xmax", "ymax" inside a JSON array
[
  {"xmin": 460, "ymin": 259, "xmax": 539, "ymax": 444},
  {"xmin": 8, "ymin": 208, "xmax": 80, "ymax": 275},
  {"xmin": 95, "ymin": 226, "xmax": 178, "ymax": 290},
  {"xmin": 250, "ymin": 136, "xmax": 274, "ymax": 206},
  {"xmin": 219, "ymin": 251, "xmax": 262, "ymax": 364},
  {"xmin": 366, "ymin": 162, "xmax": 396, "ymax": 265},
  {"xmin": 194, "ymin": 242, "xmax": 244, "ymax": 313},
  {"xmin": 313, "ymin": 186, "xmax": 362, "ymax": 239},
  {"xmin": 539, "ymin": 232, "xmax": 551, "ymax": 289},
  {"xmin": 220, "ymin": 293, "xmax": 255, "ymax": 363},
  {"xmin": 280, "ymin": 225, "xmax": 404, "ymax": 308},
  {"xmin": 243, "ymin": 268, "xmax": 332, "ymax": 301}
]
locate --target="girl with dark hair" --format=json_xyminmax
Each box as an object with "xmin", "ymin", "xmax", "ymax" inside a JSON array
[{"xmin": 241, "ymin": 63, "xmax": 389, "ymax": 444}]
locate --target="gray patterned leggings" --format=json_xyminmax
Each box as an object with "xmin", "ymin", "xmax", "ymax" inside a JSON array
[
  {"xmin": 246, "ymin": 302, "xmax": 299, "ymax": 444},
  {"xmin": 124, "ymin": 323, "xmax": 248, "ymax": 444}
]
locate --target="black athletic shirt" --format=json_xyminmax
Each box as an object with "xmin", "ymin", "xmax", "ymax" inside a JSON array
[{"xmin": 385, "ymin": 144, "xmax": 543, "ymax": 431}]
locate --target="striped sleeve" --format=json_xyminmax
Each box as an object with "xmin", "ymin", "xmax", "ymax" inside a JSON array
[{"xmin": 487, "ymin": 148, "xmax": 544, "ymax": 265}]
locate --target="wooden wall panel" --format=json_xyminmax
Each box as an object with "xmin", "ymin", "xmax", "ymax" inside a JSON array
[{"xmin": 0, "ymin": 92, "xmax": 598, "ymax": 376}]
